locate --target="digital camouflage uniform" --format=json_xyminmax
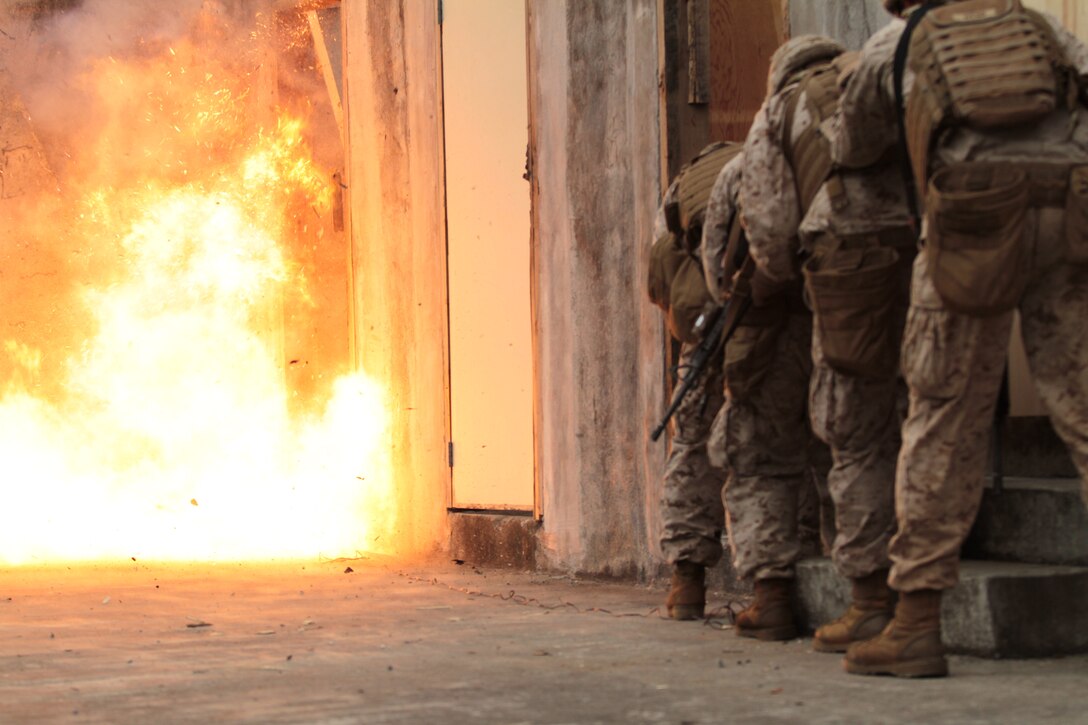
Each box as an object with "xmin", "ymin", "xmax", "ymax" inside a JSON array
[
  {"xmin": 802, "ymin": 102, "xmax": 915, "ymax": 582},
  {"xmin": 836, "ymin": 11, "xmax": 1088, "ymax": 595},
  {"xmin": 655, "ymin": 178, "xmax": 728, "ymax": 568},
  {"xmin": 718, "ymin": 38, "xmax": 839, "ymax": 583}
]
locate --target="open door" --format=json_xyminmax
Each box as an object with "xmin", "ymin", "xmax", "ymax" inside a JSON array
[{"xmin": 441, "ymin": 0, "xmax": 534, "ymax": 512}]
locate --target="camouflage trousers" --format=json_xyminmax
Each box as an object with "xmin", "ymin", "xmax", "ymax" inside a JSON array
[
  {"xmin": 890, "ymin": 208, "xmax": 1088, "ymax": 591},
  {"xmin": 808, "ymin": 247, "xmax": 912, "ymax": 581},
  {"xmin": 660, "ymin": 342, "xmax": 727, "ymax": 567},
  {"xmin": 710, "ymin": 310, "xmax": 832, "ymax": 581}
]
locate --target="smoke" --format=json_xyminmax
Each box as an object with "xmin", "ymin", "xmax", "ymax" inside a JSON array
[
  {"xmin": 0, "ymin": 0, "xmax": 340, "ymax": 179},
  {"xmin": 0, "ymin": 1, "xmax": 378, "ymax": 563},
  {"xmin": 0, "ymin": 1, "xmax": 256, "ymax": 177},
  {"xmin": 0, "ymin": 0, "xmax": 345, "ymax": 399}
]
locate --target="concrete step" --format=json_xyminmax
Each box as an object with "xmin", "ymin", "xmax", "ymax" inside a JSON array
[
  {"xmin": 965, "ymin": 477, "xmax": 1088, "ymax": 566},
  {"xmin": 795, "ymin": 557, "xmax": 1088, "ymax": 658}
]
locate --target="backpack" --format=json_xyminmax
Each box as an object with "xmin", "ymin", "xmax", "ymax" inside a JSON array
[
  {"xmin": 900, "ymin": 0, "xmax": 1083, "ymax": 201},
  {"xmin": 891, "ymin": 0, "xmax": 1088, "ymax": 315},
  {"xmin": 648, "ymin": 142, "xmax": 742, "ymax": 343}
]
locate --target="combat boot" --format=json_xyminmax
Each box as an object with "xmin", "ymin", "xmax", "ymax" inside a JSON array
[
  {"xmin": 844, "ymin": 589, "xmax": 947, "ymax": 678},
  {"xmin": 734, "ymin": 577, "xmax": 797, "ymax": 640},
  {"xmin": 812, "ymin": 569, "xmax": 894, "ymax": 653},
  {"xmin": 665, "ymin": 561, "xmax": 705, "ymax": 620}
]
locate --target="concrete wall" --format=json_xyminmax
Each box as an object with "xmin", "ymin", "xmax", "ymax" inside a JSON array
[
  {"xmin": 788, "ymin": 0, "xmax": 891, "ymax": 49},
  {"xmin": 525, "ymin": 0, "xmax": 896, "ymax": 578},
  {"xmin": 528, "ymin": 0, "xmax": 667, "ymax": 577},
  {"xmin": 333, "ymin": 0, "xmax": 903, "ymax": 575},
  {"xmin": 340, "ymin": 0, "xmax": 450, "ymax": 557},
  {"xmin": 338, "ymin": 0, "xmax": 667, "ymax": 571}
]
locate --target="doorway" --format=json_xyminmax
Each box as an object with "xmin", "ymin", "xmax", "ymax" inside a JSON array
[{"xmin": 441, "ymin": 0, "xmax": 534, "ymax": 512}]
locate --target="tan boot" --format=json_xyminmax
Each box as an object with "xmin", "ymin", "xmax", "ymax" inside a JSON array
[
  {"xmin": 844, "ymin": 589, "xmax": 948, "ymax": 678},
  {"xmin": 734, "ymin": 577, "xmax": 797, "ymax": 641},
  {"xmin": 813, "ymin": 569, "xmax": 894, "ymax": 653},
  {"xmin": 666, "ymin": 561, "xmax": 705, "ymax": 620}
]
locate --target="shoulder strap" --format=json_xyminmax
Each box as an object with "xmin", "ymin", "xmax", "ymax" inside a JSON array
[
  {"xmin": 894, "ymin": 2, "xmax": 941, "ymax": 235},
  {"xmin": 783, "ymin": 63, "xmax": 844, "ymax": 218}
]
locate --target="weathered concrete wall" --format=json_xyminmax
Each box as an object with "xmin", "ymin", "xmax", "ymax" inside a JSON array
[
  {"xmin": 336, "ymin": 0, "xmax": 903, "ymax": 575},
  {"xmin": 529, "ymin": 0, "xmax": 667, "ymax": 577},
  {"xmin": 787, "ymin": 0, "xmax": 891, "ymax": 49},
  {"xmin": 341, "ymin": 0, "xmax": 450, "ymax": 557}
]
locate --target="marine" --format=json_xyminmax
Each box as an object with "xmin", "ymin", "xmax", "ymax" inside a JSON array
[
  {"xmin": 740, "ymin": 27, "xmax": 918, "ymax": 656},
  {"xmin": 704, "ymin": 36, "xmax": 840, "ymax": 640},
  {"xmin": 833, "ymin": 0, "xmax": 1088, "ymax": 677},
  {"xmin": 648, "ymin": 142, "xmax": 741, "ymax": 620}
]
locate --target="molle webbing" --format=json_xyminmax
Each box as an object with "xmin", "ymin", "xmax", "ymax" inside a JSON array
[
  {"xmin": 904, "ymin": 0, "xmax": 1074, "ymax": 199},
  {"xmin": 937, "ymin": 160, "xmax": 1073, "ymax": 206},
  {"xmin": 783, "ymin": 61, "xmax": 844, "ymax": 216},
  {"xmin": 676, "ymin": 142, "xmax": 743, "ymax": 232}
]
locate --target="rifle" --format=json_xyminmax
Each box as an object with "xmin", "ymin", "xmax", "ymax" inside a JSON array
[{"xmin": 651, "ymin": 255, "xmax": 755, "ymax": 442}]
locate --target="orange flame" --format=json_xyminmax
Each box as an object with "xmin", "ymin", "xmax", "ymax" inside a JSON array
[{"xmin": 0, "ymin": 10, "xmax": 392, "ymax": 564}]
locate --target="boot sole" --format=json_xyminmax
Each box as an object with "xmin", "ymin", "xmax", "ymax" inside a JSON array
[
  {"xmin": 667, "ymin": 604, "xmax": 704, "ymax": 621},
  {"xmin": 843, "ymin": 656, "xmax": 949, "ymax": 678},
  {"xmin": 735, "ymin": 624, "xmax": 797, "ymax": 641},
  {"xmin": 811, "ymin": 638, "xmax": 848, "ymax": 654}
]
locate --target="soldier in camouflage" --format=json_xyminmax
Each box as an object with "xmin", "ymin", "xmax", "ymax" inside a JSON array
[
  {"xmin": 835, "ymin": 0, "xmax": 1088, "ymax": 678},
  {"xmin": 743, "ymin": 30, "xmax": 917, "ymax": 655},
  {"xmin": 703, "ymin": 38, "xmax": 840, "ymax": 641},
  {"xmin": 653, "ymin": 156, "xmax": 731, "ymax": 621}
]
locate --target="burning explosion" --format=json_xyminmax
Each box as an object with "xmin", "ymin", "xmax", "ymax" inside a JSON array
[{"xmin": 0, "ymin": 0, "xmax": 395, "ymax": 564}]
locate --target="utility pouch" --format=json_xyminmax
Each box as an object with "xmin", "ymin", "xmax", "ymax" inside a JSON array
[
  {"xmin": 925, "ymin": 163, "xmax": 1030, "ymax": 316},
  {"xmin": 648, "ymin": 232, "xmax": 686, "ymax": 310},
  {"xmin": 803, "ymin": 246, "xmax": 902, "ymax": 378},
  {"xmin": 1066, "ymin": 165, "xmax": 1088, "ymax": 264},
  {"xmin": 668, "ymin": 254, "xmax": 716, "ymax": 344},
  {"xmin": 721, "ymin": 278, "xmax": 788, "ymax": 400}
]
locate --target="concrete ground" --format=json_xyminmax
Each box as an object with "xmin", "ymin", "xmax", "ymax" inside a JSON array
[{"xmin": 2, "ymin": 559, "xmax": 1086, "ymax": 724}]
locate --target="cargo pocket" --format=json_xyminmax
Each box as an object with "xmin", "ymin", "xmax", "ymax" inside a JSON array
[
  {"xmin": 667, "ymin": 254, "xmax": 715, "ymax": 344},
  {"xmin": 899, "ymin": 306, "xmax": 971, "ymax": 401},
  {"xmin": 1065, "ymin": 165, "xmax": 1088, "ymax": 264},
  {"xmin": 925, "ymin": 163, "xmax": 1030, "ymax": 316},
  {"xmin": 803, "ymin": 246, "xmax": 901, "ymax": 379},
  {"xmin": 722, "ymin": 314, "xmax": 782, "ymax": 401}
]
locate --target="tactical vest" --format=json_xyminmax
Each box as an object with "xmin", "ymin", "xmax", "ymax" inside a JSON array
[
  {"xmin": 782, "ymin": 58, "xmax": 847, "ymax": 217},
  {"xmin": 648, "ymin": 142, "xmax": 743, "ymax": 343},
  {"xmin": 667, "ymin": 142, "xmax": 745, "ymax": 245},
  {"xmin": 903, "ymin": 0, "xmax": 1084, "ymax": 198}
]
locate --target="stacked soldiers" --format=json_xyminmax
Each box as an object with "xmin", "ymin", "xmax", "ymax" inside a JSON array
[
  {"xmin": 651, "ymin": 140, "xmax": 831, "ymax": 631},
  {"xmin": 649, "ymin": 0, "xmax": 1088, "ymax": 679}
]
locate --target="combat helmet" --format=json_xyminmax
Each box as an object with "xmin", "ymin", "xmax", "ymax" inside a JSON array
[
  {"xmin": 883, "ymin": 0, "xmax": 909, "ymax": 15},
  {"xmin": 883, "ymin": 0, "xmax": 962, "ymax": 16},
  {"xmin": 767, "ymin": 35, "xmax": 845, "ymax": 95}
]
